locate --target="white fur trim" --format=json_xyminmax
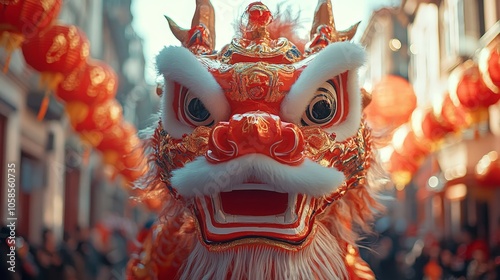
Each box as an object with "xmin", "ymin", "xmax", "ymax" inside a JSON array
[
  {"xmin": 170, "ymin": 154, "xmax": 345, "ymax": 198},
  {"xmin": 179, "ymin": 222, "xmax": 347, "ymax": 280},
  {"xmin": 281, "ymin": 42, "xmax": 365, "ymax": 142},
  {"xmin": 156, "ymin": 46, "xmax": 230, "ymax": 138}
]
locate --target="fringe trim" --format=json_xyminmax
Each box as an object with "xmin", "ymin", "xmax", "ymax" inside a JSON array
[{"xmin": 179, "ymin": 223, "xmax": 347, "ymax": 280}]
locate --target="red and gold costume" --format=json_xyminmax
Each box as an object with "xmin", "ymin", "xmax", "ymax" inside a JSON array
[{"xmin": 127, "ymin": 1, "xmax": 381, "ymax": 279}]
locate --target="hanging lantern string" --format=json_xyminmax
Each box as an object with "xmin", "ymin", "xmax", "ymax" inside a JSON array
[{"xmin": 0, "ymin": 32, "xmax": 25, "ymax": 73}]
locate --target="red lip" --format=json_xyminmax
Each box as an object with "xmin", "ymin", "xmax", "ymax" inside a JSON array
[{"xmin": 193, "ymin": 184, "xmax": 318, "ymax": 245}]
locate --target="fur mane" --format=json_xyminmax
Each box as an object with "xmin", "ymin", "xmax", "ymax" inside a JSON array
[
  {"xmin": 128, "ymin": 3, "xmax": 386, "ymax": 278},
  {"xmin": 132, "ymin": 121, "xmax": 384, "ymax": 279}
]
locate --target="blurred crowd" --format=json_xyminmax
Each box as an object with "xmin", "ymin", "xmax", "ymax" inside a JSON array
[
  {"xmin": 361, "ymin": 222, "xmax": 500, "ymax": 280},
  {"xmin": 0, "ymin": 222, "xmax": 132, "ymax": 280},
  {"xmin": 2, "ymin": 218, "xmax": 499, "ymax": 279}
]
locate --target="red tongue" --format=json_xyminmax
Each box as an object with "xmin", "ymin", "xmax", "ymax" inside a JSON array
[{"xmin": 220, "ymin": 190, "xmax": 288, "ymax": 216}]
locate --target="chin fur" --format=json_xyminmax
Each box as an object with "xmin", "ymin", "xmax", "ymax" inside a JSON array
[{"xmin": 180, "ymin": 222, "xmax": 347, "ymax": 280}]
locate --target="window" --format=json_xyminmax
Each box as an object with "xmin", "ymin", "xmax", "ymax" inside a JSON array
[
  {"xmin": 439, "ymin": 0, "xmax": 465, "ymax": 71},
  {"xmin": 409, "ymin": 3, "xmax": 440, "ymax": 106}
]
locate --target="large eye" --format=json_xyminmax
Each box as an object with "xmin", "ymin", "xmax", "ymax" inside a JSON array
[
  {"xmin": 301, "ymin": 80, "xmax": 338, "ymax": 126},
  {"xmin": 186, "ymin": 96, "xmax": 210, "ymax": 122},
  {"xmin": 178, "ymin": 86, "xmax": 215, "ymax": 127}
]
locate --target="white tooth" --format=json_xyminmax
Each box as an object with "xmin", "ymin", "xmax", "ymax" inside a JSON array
[
  {"xmin": 216, "ymin": 209, "xmax": 227, "ymax": 222},
  {"xmin": 288, "ymin": 194, "xmax": 297, "ymax": 209},
  {"xmin": 284, "ymin": 207, "xmax": 297, "ymax": 223},
  {"xmin": 275, "ymin": 215, "xmax": 285, "ymax": 224}
]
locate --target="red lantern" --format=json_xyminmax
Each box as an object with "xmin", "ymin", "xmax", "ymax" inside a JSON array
[
  {"xmin": 478, "ymin": 44, "xmax": 500, "ymax": 93},
  {"xmin": 387, "ymin": 149, "xmax": 419, "ymax": 188},
  {"xmin": 392, "ymin": 125, "xmax": 430, "ymax": 161},
  {"xmin": 0, "ymin": 0, "xmax": 62, "ymax": 69},
  {"xmin": 95, "ymin": 121, "xmax": 147, "ymax": 183},
  {"xmin": 96, "ymin": 122, "xmax": 139, "ymax": 166},
  {"xmin": 364, "ymin": 75, "xmax": 417, "ymax": 132},
  {"xmin": 56, "ymin": 60, "xmax": 118, "ymax": 105},
  {"xmin": 475, "ymin": 151, "xmax": 500, "ymax": 188},
  {"xmin": 388, "ymin": 149, "xmax": 419, "ymax": 174},
  {"xmin": 92, "ymin": 121, "xmax": 137, "ymax": 152},
  {"xmin": 412, "ymin": 108, "xmax": 454, "ymax": 142},
  {"xmin": 435, "ymin": 93, "xmax": 469, "ymax": 132},
  {"xmin": 22, "ymin": 24, "xmax": 90, "ymax": 90},
  {"xmin": 450, "ymin": 61, "xmax": 500, "ymax": 110},
  {"xmin": 65, "ymin": 99, "xmax": 123, "ymax": 133}
]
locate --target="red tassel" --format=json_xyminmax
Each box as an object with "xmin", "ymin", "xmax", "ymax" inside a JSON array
[
  {"xmin": 37, "ymin": 93, "xmax": 50, "ymax": 121},
  {"xmin": 2, "ymin": 55, "xmax": 11, "ymax": 73}
]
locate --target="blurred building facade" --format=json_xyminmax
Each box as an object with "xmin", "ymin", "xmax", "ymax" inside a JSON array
[
  {"xmin": 0, "ymin": 0, "xmax": 156, "ymax": 245},
  {"xmin": 361, "ymin": 0, "xmax": 500, "ymax": 245}
]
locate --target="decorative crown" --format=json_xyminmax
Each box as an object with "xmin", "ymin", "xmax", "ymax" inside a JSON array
[{"xmin": 165, "ymin": 0, "xmax": 360, "ymax": 61}]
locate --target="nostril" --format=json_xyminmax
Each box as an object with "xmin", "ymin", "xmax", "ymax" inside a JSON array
[
  {"xmin": 206, "ymin": 122, "xmax": 239, "ymax": 163},
  {"xmin": 273, "ymin": 124, "xmax": 304, "ymax": 155}
]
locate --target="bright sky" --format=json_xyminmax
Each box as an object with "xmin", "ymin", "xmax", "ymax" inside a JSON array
[{"xmin": 132, "ymin": 0, "xmax": 391, "ymax": 84}]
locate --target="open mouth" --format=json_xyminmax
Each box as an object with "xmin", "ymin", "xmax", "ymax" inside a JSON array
[{"xmin": 193, "ymin": 183, "xmax": 317, "ymax": 246}]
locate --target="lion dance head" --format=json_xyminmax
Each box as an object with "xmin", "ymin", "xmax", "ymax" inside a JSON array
[{"xmin": 127, "ymin": 1, "xmax": 382, "ymax": 279}]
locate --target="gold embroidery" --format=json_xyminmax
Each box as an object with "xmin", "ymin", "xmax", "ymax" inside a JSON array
[
  {"xmin": 46, "ymin": 33, "xmax": 67, "ymax": 63},
  {"xmin": 226, "ymin": 63, "xmax": 292, "ymax": 102},
  {"xmin": 241, "ymin": 114, "xmax": 269, "ymax": 134},
  {"xmin": 106, "ymin": 78, "xmax": 116, "ymax": 92},
  {"xmin": 81, "ymin": 42, "xmax": 89, "ymax": 58},
  {"xmin": 68, "ymin": 26, "xmax": 79, "ymax": 49},
  {"xmin": 41, "ymin": 0, "xmax": 56, "ymax": 11},
  {"xmin": 220, "ymin": 37, "xmax": 301, "ymax": 64},
  {"xmin": 90, "ymin": 66, "xmax": 105, "ymax": 86},
  {"xmin": 60, "ymin": 68, "xmax": 82, "ymax": 91}
]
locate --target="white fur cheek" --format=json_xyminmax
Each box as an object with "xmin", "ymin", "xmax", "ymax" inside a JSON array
[
  {"xmin": 160, "ymin": 80, "xmax": 195, "ymax": 139},
  {"xmin": 323, "ymin": 72, "xmax": 362, "ymax": 142}
]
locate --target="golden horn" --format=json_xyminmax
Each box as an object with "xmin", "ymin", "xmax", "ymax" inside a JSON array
[
  {"xmin": 191, "ymin": 0, "xmax": 215, "ymax": 46},
  {"xmin": 165, "ymin": 15, "xmax": 188, "ymax": 43},
  {"xmin": 310, "ymin": 0, "xmax": 335, "ymax": 40},
  {"xmin": 337, "ymin": 21, "xmax": 360, "ymax": 42}
]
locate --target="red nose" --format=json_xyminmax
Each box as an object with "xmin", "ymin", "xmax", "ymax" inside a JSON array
[{"xmin": 206, "ymin": 111, "xmax": 304, "ymax": 165}]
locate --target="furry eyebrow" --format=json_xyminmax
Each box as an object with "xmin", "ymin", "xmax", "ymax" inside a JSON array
[
  {"xmin": 156, "ymin": 46, "xmax": 230, "ymax": 138},
  {"xmin": 156, "ymin": 46, "xmax": 230, "ymax": 119},
  {"xmin": 281, "ymin": 42, "xmax": 366, "ymax": 141}
]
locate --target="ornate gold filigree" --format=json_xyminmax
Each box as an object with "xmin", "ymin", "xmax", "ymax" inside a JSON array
[
  {"xmin": 224, "ymin": 62, "xmax": 293, "ymax": 103},
  {"xmin": 60, "ymin": 67, "xmax": 82, "ymax": 91},
  {"xmin": 41, "ymin": 0, "xmax": 56, "ymax": 11},
  {"xmin": 46, "ymin": 33, "xmax": 67, "ymax": 63},
  {"xmin": 81, "ymin": 42, "xmax": 90, "ymax": 58},
  {"xmin": 68, "ymin": 26, "xmax": 80, "ymax": 49},
  {"xmin": 154, "ymin": 124, "xmax": 211, "ymax": 192},
  {"xmin": 219, "ymin": 37, "xmax": 302, "ymax": 64}
]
